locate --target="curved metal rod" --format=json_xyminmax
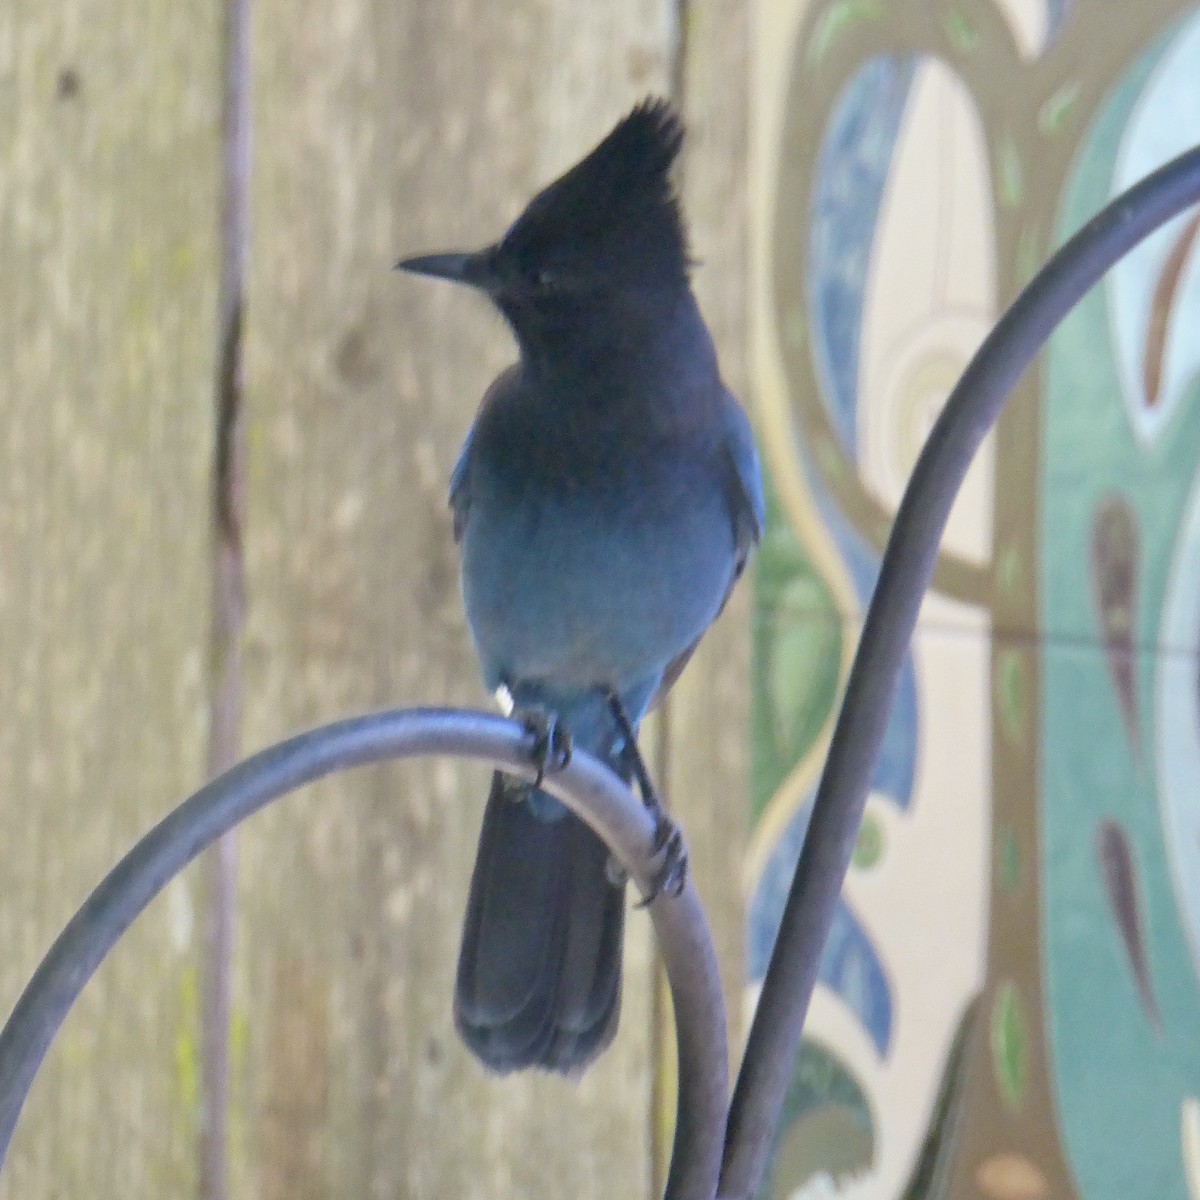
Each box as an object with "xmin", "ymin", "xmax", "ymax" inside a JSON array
[
  {"xmin": 0, "ymin": 707, "xmax": 728, "ymax": 1200},
  {"xmin": 719, "ymin": 143, "xmax": 1200, "ymax": 1199}
]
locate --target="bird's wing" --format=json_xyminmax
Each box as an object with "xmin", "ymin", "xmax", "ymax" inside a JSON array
[
  {"xmin": 650, "ymin": 392, "xmax": 765, "ymax": 708},
  {"xmin": 449, "ymin": 364, "xmax": 522, "ymax": 544},
  {"xmin": 721, "ymin": 389, "xmax": 766, "ymax": 573}
]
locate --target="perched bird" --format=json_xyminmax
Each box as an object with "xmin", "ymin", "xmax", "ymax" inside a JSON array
[{"xmin": 396, "ymin": 99, "xmax": 764, "ymax": 1075}]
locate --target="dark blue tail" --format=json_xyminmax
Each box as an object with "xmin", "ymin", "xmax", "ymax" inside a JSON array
[{"xmin": 454, "ymin": 771, "xmax": 625, "ymax": 1074}]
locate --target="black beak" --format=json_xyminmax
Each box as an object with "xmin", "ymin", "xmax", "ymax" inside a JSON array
[{"xmin": 394, "ymin": 250, "xmax": 489, "ymax": 288}]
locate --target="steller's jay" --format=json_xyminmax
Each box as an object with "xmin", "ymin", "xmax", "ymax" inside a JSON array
[{"xmin": 396, "ymin": 99, "xmax": 764, "ymax": 1075}]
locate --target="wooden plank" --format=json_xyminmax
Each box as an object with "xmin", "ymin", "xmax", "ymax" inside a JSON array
[
  {"xmin": 667, "ymin": 0, "xmax": 755, "ymax": 1049},
  {"xmin": 235, "ymin": 3, "xmax": 680, "ymax": 1196},
  {"xmin": 0, "ymin": 2, "xmax": 222, "ymax": 1197}
]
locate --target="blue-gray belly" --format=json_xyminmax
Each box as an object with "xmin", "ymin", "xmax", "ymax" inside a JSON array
[{"xmin": 461, "ymin": 480, "xmax": 734, "ymax": 692}]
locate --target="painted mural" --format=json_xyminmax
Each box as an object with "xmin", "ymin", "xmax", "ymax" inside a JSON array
[{"xmin": 749, "ymin": 1, "xmax": 1200, "ymax": 1197}]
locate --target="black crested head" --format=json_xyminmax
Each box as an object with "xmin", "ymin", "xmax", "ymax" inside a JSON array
[
  {"xmin": 395, "ymin": 99, "xmax": 694, "ymax": 359},
  {"xmin": 497, "ymin": 98, "xmax": 689, "ymax": 292}
]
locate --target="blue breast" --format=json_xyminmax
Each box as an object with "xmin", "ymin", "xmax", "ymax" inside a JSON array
[{"xmin": 460, "ymin": 450, "xmax": 736, "ymax": 697}]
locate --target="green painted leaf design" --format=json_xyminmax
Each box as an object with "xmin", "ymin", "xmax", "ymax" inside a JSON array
[
  {"xmin": 765, "ymin": 584, "xmax": 842, "ymax": 762},
  {"xmin": 997, "ymin": 133, "xmax": 1024, "ymax": 208},
  {"xmin": 995, "ymin": 648, "xmax": 1026, "ymax": 745},
  {"xmin": 807, "ymin": 0, "xmax": 885, "ymax": 65},
  {"xmin": 852, "ymin": 810, "xmax": 885, "ymax": 869},
  {"xmin": 752, "ymin": 481, "xmax": 843, "ymax": 822},
  {"xmin": 764, "ymin": 1039, "xmax": 874, "ymax": 1194},
  {"xmin": 991, "ymin": 982, "xmax": 1028, "ymax": 1110},
  {"xmin": 1039, "ymin": 80, "xmax": 1081, "ymax": 134},
  {"xmin": 943, "ymin": 10, "xmax": 979, "ymax": 52}
]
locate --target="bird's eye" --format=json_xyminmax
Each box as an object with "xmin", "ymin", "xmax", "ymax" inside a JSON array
[{"xmin": 527, "ymin": 266, "xmax": 558, "ymax": 291}]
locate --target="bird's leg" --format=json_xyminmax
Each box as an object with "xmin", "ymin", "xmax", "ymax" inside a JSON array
[
  {"xmin": 519, "ymin": 709, "xmax": 573, "ymax": 789},
  {"xmin": 605, "ymin": 690, "xmax": 687, "ymax": 903},
  {"xmin": 605, "ymin": 691, "xmax": 658, "ymax": 807}
]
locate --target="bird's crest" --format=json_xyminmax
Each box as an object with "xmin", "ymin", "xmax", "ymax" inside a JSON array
[{"xmin": 501, "ymin": 99, "xmax": 690, "ymax": 285}]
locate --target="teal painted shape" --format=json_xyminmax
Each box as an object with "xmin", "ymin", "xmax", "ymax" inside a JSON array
[
  {"xmin": 1042, "ymin": 15, "xmax": 1200, "ymax": 1200},
  {"xmin": 1155, "ymin": 478, "xmax": 1200, "ymax": 992}
]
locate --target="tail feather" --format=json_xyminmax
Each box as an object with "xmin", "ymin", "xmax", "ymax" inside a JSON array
[{"xmin": 455, "ymin": 771, "xmax": 625, "ymax": 1074}]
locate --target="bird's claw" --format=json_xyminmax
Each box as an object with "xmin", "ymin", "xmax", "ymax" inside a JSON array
[
  {"xmin": 518, "ymin": 707, "xmax": 572, "ymax": 787},
  {"xmin": 635, "ymin": 811, "xmax": 688, "ymax": 907}
]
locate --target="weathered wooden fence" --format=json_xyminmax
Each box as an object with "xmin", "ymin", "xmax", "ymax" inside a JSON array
[{"xmin": 0, "ymin": 2, "xmax": 753, "ymax": 1197}]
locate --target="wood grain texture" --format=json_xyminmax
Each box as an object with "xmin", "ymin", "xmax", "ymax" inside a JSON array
[
  {"xmin": 667, "ymin": 0, "xmax": 754, "ymax": 1045},
  {"xmin": 0, "ymin": 2, "xmax": 222, "ymax": 1197},
  {"xmin": 235, "ymin": 3, "xmax": 680, "ymax": 1197}
]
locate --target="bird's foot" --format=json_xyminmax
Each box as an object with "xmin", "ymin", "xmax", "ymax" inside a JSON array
[
  {"xmin": 635, "ymin": 810, "xmax": 688, "ymax": 907},
  {"xmin": 602, "ymin": 688, "xmax": 687, "ymax": 902},
  {"xmin": 605, "ymin": 809, "xmax": 688, "ymax": 903},
  {"xmin": 516, "ymin": 705, "xmax": 572, "ymax": 788}
]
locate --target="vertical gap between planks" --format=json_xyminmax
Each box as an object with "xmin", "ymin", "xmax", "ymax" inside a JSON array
[{"xmin": 200, "ymin": 0, "xmax": 251, "ymax": 1194}]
